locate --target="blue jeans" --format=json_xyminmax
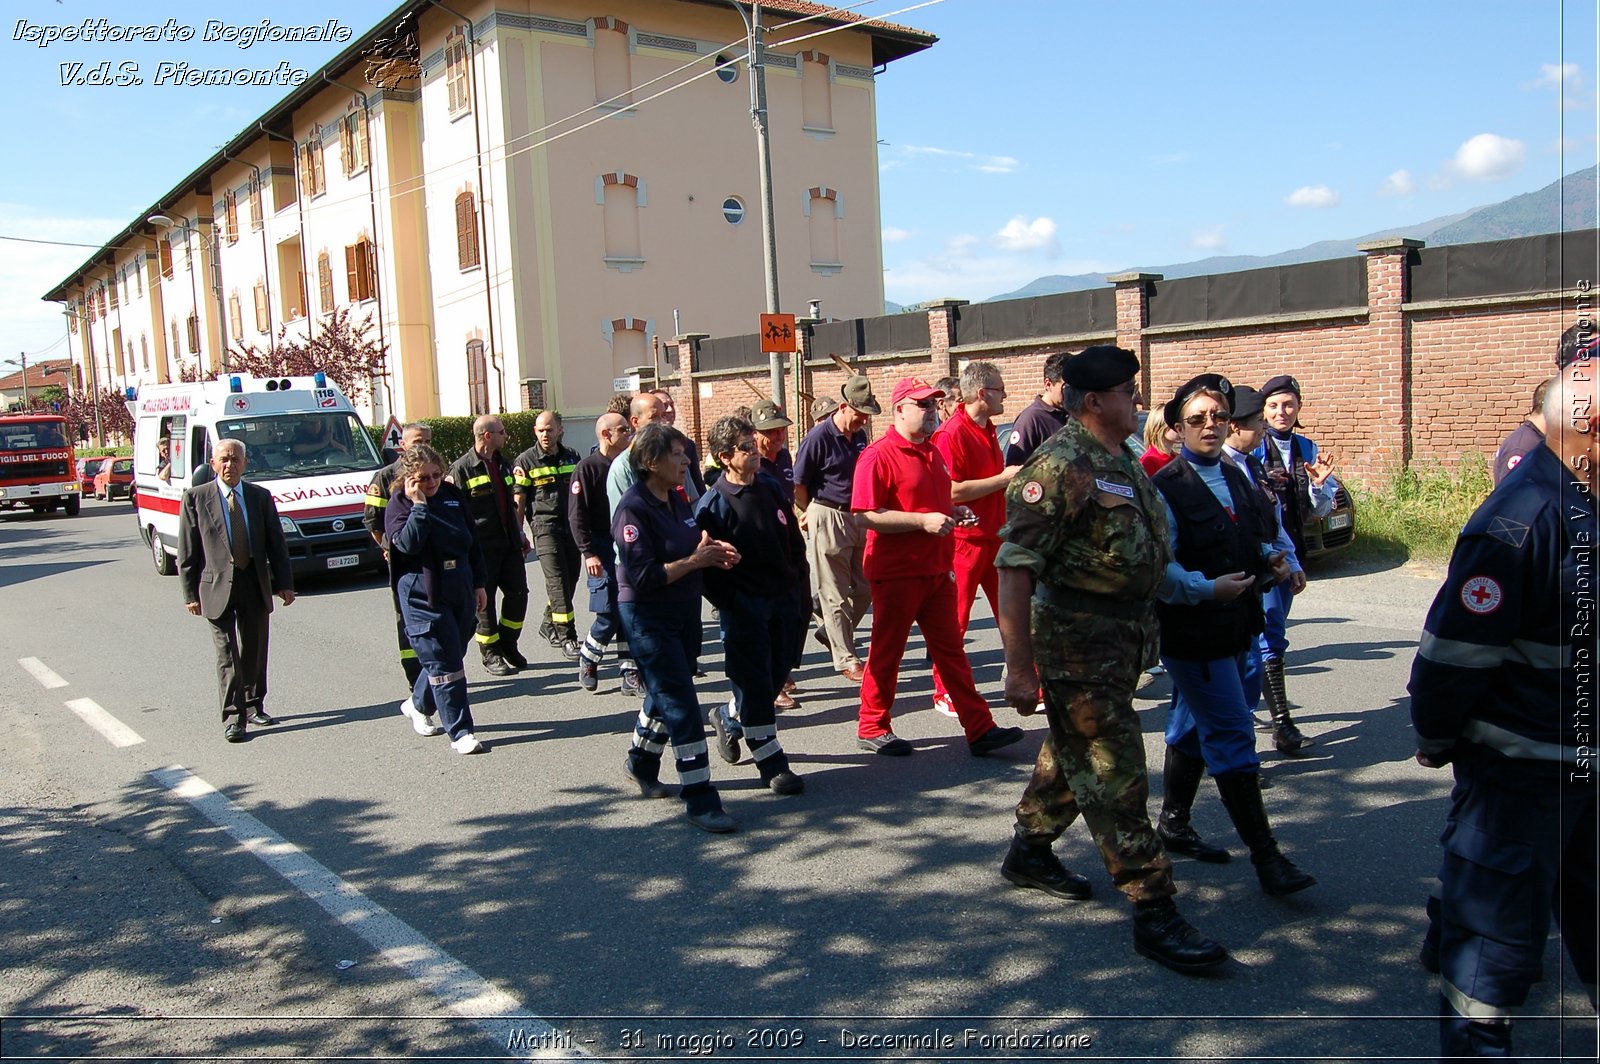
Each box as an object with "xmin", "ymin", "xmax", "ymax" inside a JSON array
[
  {"xmin": 1162, "ymin": 651, "xmax": 1260, "ymax": 776},
  {"xmin": 620, "ymin": 599, "xmax": 719, "ymax": 814}
]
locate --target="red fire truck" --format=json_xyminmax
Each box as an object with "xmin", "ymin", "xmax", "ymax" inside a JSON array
[{"xmin": 0, "ymin": 413, "xmax": 81, "ymax": 516}]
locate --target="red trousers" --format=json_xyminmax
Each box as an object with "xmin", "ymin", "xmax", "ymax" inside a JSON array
[
  {"xmin": 932, "ymin": 534, "xmax": 1000, "ymax": 703},
  {"xmin": 859, "ymin": 571, "xmax": 997, "ymax": 743}
]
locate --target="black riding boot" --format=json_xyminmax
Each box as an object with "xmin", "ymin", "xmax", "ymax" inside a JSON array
[
  {"xmin": 1263, "ymin": 657, "xmax": 1312, "ymax": 754},
  {"xmin": 1214, "ymin": 770, "xmax": 1316, "ymax": 896},
  {"xmin": 1157, "ymin": 747, "xmax": 1230, "ymax": 863}
]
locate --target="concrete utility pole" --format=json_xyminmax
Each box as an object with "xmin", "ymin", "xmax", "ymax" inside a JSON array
[{"xmin": 727, "ymin": 1, "xmax": 785, "ymax": 410}]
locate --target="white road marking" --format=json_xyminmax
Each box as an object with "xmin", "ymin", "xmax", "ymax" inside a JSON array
[
  {"xmin": 19, "ymin": 656, "xmax": 69, "ymax": 689},
  {"xmin": 64, "ymin": 697, "xmax": 144, "ymax": 747},
  {"xmin": 148, "ymin": 765, "xmax": 585, "ymax": 1060}
]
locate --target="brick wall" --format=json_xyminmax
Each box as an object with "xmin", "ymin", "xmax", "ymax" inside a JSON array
[{"xmin": 658, "ymin": 237, "xmax": 1590, "ymax": 481}]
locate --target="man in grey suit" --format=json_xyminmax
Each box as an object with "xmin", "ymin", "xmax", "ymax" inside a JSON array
[{"xmin": 178, "ymin": 439, "xmax": 296, "ymax": 743}]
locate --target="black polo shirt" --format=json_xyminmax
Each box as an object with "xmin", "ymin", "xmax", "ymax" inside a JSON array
[{"xmin": 793, "ymin": 418, "xmax": 867, "ymax": 507}]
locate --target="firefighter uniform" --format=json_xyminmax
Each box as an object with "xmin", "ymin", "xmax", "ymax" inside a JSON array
[
  {"xmin": 363, "ymin": 459, "xmax": 421, "ymax": 692},
  {"xmin": 1409, "ymin": 443, "xmax": 1597, "ymax": 1058},
  {"xmin": 447, "ymin": 446, "xmax": 529, "ymax": 671},
  {"xmin": 513, "ymin": 441, "xmax": 582, "ymax": 654}
]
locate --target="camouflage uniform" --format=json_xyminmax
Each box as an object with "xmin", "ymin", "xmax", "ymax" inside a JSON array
[{"xmin": 996, "ymin": 415, "xmax": 1175, "ymax": 902}]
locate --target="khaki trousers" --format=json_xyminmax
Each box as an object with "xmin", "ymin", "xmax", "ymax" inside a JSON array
[{"xmin": 805, "ymin": 501, "xmax": 868, "ymax": 671}]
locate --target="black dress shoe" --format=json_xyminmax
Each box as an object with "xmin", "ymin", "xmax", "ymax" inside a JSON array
[
  {"xmin": 686, "ymin": 808, "xmax": 738, "ymax": 833},
  {"xmin": 623, "ymin": 760, "xmax": 674, "ymax": 799},
  {"xmin": 1000, "ymin": 835, "xmax": 1092, "ymax": 900},
  {"xmin": 969, "ymin": 725, "xmax": 1026, "ymax": 757},
  {"xmin": 247, "ymin": 711, "xmax": 277, "ymax": 727},
  {"xmin": 500, "ymin": 645, "xmax": 529, "ymax": 670},
  {"xmin": 482, "ymin": 651, "xmax": 517, "ymax": 676},
  {"xmin": 224, "ymin": 723, "xmax": 249, "ymax": 743}
]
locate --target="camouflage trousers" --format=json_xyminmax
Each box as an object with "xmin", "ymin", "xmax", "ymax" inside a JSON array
[{"xmin": 1014, "ymin": 675, "xmax": 1175, "ymax": 904}]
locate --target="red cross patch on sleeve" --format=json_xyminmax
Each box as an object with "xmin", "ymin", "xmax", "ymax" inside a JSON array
[{"xmin": 1459, "ymin": 575, "xmax": 1503, "ymax": 615}]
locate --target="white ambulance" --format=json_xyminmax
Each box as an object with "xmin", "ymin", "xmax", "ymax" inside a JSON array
[{"xmin": 132, "ymin": 372, "xmax": 386, "ymax": 578}]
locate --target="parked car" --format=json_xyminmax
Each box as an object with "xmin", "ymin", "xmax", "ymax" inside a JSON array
[
  {"xmin": 76, "ymin": 456, "xmax": 106, "ymax": 495},
  {"xmin": 94, "ymin": 457, "xmax": 134, "ymax": 500}
]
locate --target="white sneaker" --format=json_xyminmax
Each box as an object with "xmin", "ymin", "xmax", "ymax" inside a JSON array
[
  {"xmin": 400, "ymin": 698, "xmax": 444, "ymax": 736},
  {"xmin": 451, "ymin": 732, "xmax": 485, "ymax": 754},
  {"xmin": 932, "ymin": 693, "xmax": 958, "ymax": 718}
]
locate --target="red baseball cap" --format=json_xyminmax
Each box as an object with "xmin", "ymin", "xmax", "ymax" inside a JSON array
[{"xmin": 891, "ymin": 377, "xmax": 945, "ymax": 405}]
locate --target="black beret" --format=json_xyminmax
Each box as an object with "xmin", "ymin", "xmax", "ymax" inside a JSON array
[
  {"xmin": 1229, "ymin": 385, "xmax": 1265, "ymax": 422},
  {"xmin": 1164, "ymin": 373, "xmax": 1235, "ymax": 429},
  {"xmin": 1260, "ymin": 374, "xmax": 1301, "ymax": 401},
  {"xmin": 1063, "ymin": 345, "xmax": 1139, "ymax": 390}
]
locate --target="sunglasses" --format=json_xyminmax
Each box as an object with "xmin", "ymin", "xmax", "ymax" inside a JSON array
[
  {"xmin": 1181, "ymin": 412, "xmax": 1230, "ymax": 428},
  {"xmin": 901, "ymin": 398, "xmax": 938, "ymax": 410}
]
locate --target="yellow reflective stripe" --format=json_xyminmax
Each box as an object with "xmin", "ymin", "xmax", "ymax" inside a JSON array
[
  {"xmin": 475, "ymin": 631, "xmax": 500, "ymax": 644},
  {"xmin": 399, "ymin": 649, "xmax": 418, "ymax": 660},
  {"xmin": 366, "ymin": 495, "xmax": 389, "ymax": 508},
  {"xmin": 466, "ymin": 474, "xmax": 491, "ymax": 488},
  {"xmin": 501, "ymin": 617, "xmax": 524, "ymax": 630},
  {"xmin": 549, "ymin": 611, "xmax": 574, "ymax": 623},
  {"xmin": 512, "ymin": 472, "xmax": 533, "ymax": 487},
  {"xmin": 557, "ymin": 463, "xmax": 577, "ymax": 475}
]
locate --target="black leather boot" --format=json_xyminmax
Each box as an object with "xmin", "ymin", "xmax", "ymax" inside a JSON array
[
  {"xmin": 1132, "ymin": 897, "xmax": 1228, "ymax": 973},
  {"xmin": 1214, "ymin": 771, "xmax": 1316, "ymax": 896},
  {"xmin": 999, "ymin": 834, "xmax": 1092, "ymax": 900},
  {"xmin": 1263, "ymin": 658, "xmax": 1312, "ymax": 754},
  {"xmin": 1157, "ymin": 747, "xmax": 1231, "ymax": 863}
]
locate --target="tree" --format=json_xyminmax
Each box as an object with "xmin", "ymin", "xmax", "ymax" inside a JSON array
[
  {"xmin": 226, "ymin": 307, "xmax": 389, "ymax": 403},
  {"xmin": 60, "ymin": 387, "xmax": 135, "ymax": 443}
]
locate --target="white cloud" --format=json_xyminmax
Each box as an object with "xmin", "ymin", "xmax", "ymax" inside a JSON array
[
  {"xmin": 1190, "ymin": 225, "xmax": 1226, "ymax": 251},
  {"xmin": 1448, "ymin": 133, "xmax": 1526, "ymax": 180},
  {"xmin": 1530, "ymin": 62, "xmax": 1580, "ymax": 91},
  {"xmin": 992, "ymin": 215, "xmax": 1058, "ymax": 253},
  {"xmin": 889, "ymin": 144, "xmax": 1020, "ymax": 175},
  {"xmin": 1378, "ymin": 169, "xmax": 1415, "ymax": 197},
  {"xmin": 1284, "ymin": 185, "xmax": 1340, "ymax": 208},
  {"xmin": 883, "ymin": 251, "xmax": 1116, "ymax": 304},
  {"xmin": 881, "ymin": 226, "xmax": 916, "ymax": 244}
]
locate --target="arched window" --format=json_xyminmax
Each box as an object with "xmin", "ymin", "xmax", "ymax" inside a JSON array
[
  {"xmin": 606, "ymin": 317, "xmax": 650, "ymax": 378},
  {"xmin": 598, "ymin": 172, "xmax": 645, "ymax": 269},
  {"xmin": 592, "ymin": 18, "xmax": 632, "ymax": 107},
  {"xmin": 806, "ymin": 186, "xmax": 842, "ymax": 275},
  {"xmin": 801, "ymin": 51, "xmax": 833, "ymax": 134}
]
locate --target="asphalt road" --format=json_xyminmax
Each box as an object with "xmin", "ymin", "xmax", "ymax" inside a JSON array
[{"xmin": 1, "ymin": 497, "xmax": 1593, "ymax": 1062}]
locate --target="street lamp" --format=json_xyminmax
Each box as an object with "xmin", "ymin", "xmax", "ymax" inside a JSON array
[
  {"xmin": 724, "ymin": 1, "xmax": 784, "ymax": 410},
  {"xmin": 147, "ymin": 212, "xmax": 216, "ymax": 372}
]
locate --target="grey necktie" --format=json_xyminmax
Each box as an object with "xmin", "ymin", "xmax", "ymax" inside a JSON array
[{"xmin": 227, "ymin": 488, "xmax": 251, "ymax": 569}]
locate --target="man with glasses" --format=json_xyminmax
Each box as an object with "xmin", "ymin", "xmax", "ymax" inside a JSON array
[
  {"xmin": 928, "ymin": 360, "xmax": 1022, "ymax": 717},
  {"xmin": 994, "ymin": 346, "xmax": 1227, "ymax": 975},
  {"xmin": 850, "ymin": 376, "xmax": 1026, "ymax": 759},
  {"xmin": 570, "ymin": 412, "xmax": 642, "ymax": 695},
  {"xmin": 447, "ymin": 415, "xmax": 532, "ymax": 677}
]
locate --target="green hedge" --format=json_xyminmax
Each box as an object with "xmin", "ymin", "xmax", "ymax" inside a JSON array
[{"xmin": 364, "ymin": 411, "xmax": 544, "ymax": 463}]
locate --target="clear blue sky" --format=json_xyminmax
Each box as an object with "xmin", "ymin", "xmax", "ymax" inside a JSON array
[{"xmin": 2, "ymin": 0, "xmax": 1595, "ymax": 367}]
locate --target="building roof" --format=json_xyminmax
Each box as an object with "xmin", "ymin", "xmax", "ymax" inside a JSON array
[
  {"xmin": 42, "ymin": 0, "xmax": 935, "ymax": 304},
  {"xmin": 0, "ymin": 359, "xmax": 73, "ymax": 391}
]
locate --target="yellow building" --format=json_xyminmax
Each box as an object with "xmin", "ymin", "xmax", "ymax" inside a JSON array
[{"xmin": 44, "ymin": 1, "xmax": 933, "ymax": 429}]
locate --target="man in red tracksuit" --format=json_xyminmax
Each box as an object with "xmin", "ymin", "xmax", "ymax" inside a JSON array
[
  {"xmin": 850, "ymin": 376, "xmax": 1026, "ymax": 759},
  {"xmin": 929, "ymin": 359, "xmax": 1021, "ymax": 717}
]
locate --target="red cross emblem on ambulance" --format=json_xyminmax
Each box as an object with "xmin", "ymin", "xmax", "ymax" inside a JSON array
[{"xmin": 230, "ymin": 397, "xmax": 249, "ymax": 412}]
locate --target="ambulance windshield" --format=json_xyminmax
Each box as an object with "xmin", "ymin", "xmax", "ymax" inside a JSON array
[{"xmin": 217, "ymin": 412, "xmax": 382, "ymax": 479}]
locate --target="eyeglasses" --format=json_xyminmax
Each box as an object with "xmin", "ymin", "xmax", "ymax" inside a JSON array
[
  {"xmin": 982, "ymin": 385, "xmax": 1006, "ymax": 397},
  {"xmin": 1181, "ymin": 412, "xmax": 1230, "ymax": 428},
  {"xmin": 902, "ymin": 399, "xmax": 938, "ymax": 411},
  {"xmin": 410, "ymin": 471, "xmax": 443, "ymax": 484},
  {"xmin": 732, "ymin": 441, "xmax": 758, "ymax": 454}
]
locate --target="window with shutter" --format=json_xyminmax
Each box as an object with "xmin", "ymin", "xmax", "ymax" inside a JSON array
[
  {"xmin": 224, "ymin": 190, "xmax": 239, "ymax": 245},
  {"xmin": 159, "ymin": 239, "xmax": 173, "ymax": 279},
  {"xmin": 187, "ymin": 313, "xmax": 200, "ymax": 354},
  {"xmin": 228, "ymin": 291, "xmax": 242, "ymax": 337},
  {"xmin": 318, "ymin": 251, "xmax": 333, "ymax": 313},
  {"xmin": 253, "ymin": 281, "xmax": 268, "ymax": 332},
  {"xmin": 171, "ymin": 320, "xmax": 179, "ymax": 361},
  {"xmin": 446, "ymin": 30, "xmax": 470, "ymax": 115},
  {"xmin": 304, "ymin": 126, "xmax": 325, "ymax": 197},
  {"xmin": 466, "ymin": 339, "xmax": 488, "ymax": 415},
  {"xmin": 249, "ymin": 176, "xmax": 263, "ymax": 231},
  {"xmin": 456, "ymin": 191, "xmax": 479, "ymax": 270}
]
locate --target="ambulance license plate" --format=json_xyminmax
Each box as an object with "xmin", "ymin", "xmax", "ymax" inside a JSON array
[
  {"xmin": 327, "ymin": 554, "xmax": 360, "ymax": 569},
  {"xmin": 1327, "ymin": 513, "xmax": 1350, "ymax": 530}
]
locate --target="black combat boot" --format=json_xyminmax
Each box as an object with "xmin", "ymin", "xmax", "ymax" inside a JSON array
[
  {"xmin": 999, "ymin": 833, "xmax": 1092, "ymax": 900},
  {"xmin": 1263, "ymin": 658, "xmax": 1312, "ymax": 754},
  {"xmin": 1132, "ymin": 898, "xmax": 1228, "ymax": 974},
  {"xmin": 1214, "ymin": 771, "xmax": 1316, "ymax": 896},
  {"xmin": 1157, "ymin": 747, "xmax": 1231, "ymax": 863}
]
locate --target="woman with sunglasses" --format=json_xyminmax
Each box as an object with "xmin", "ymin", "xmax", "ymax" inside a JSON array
[
  {"xmin": 1147, "ymin": 375, "xmax": 1315, "ymax": 896},
  {"xmin": 386, "ymin": 443, "xmax": 489, "ymax": 755}
]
